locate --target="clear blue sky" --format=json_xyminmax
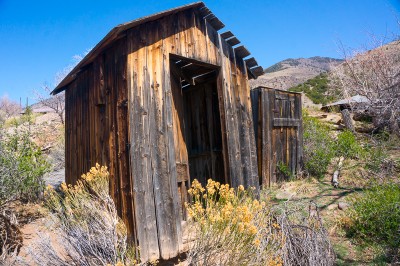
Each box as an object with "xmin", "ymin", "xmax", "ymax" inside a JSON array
[{"xmin": 1, "ymin": 0, "xmax": 399, "ymax": 103}]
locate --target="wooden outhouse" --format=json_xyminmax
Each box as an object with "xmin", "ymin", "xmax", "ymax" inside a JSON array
[
  {"xmin": 251, "ymin": 87, "xmax": 303, "ymax": 187},
  {"xmin": 52, "ymin": 2, "xmax": 263, "ymax": 262}
]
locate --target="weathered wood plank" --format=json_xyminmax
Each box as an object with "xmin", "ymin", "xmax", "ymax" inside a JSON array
[
  {"xmin": 220, "ymin": 31, "xmax": 233, "ymax": 39},
  {"xmin": 235, "ymin": 57, "xmax": 258, "ymax": 189},
  {"xmin": 251, "ymin": 87, "xmax": 303, "ymax": 186},
  {"xmin": 127, "ymin": 26, "xmax": 160, "ymax": 262},
  {"xmin": 218, "ymin": 34, "xmax": 243, "ymax": 187},
  {"xmin": 148, "ymin": 20, "xmax": 181, "ymax": 259},
  {"xmin": 245, "ymin": 57, "xmax": 258, "ymax": 69},
  {"xmin": 273, "ymin": 118, "xmax": 300, "ymax": 127},
  {"xmin": 226, "ymin": 37, "xmax": 240, "ymax": 46}
]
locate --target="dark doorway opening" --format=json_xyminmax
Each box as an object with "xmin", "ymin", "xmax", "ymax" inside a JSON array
[{"xmin": 170, "ymin": 55, "xmax": 226, "ymax": 215}]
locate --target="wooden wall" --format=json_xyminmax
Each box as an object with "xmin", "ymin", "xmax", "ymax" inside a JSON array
[
  {"xmin": 251, "ymin": 87, "xmax": 303, "ymax": 187},
  {"xmin": 64, "ymin": 6, "xmax": 258, "ymax": 263},
  {"xmin": 65, "ymin": 37, "xmax": 137, "ymax": 245},
  {"xmin": 125, "ymin": 7, "xmax": 258, "ymax": 261}
]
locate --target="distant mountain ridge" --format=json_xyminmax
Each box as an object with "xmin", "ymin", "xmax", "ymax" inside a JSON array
[{"xmin": 250, "ymin": 56, "xmax": 343, "ymax": 90}]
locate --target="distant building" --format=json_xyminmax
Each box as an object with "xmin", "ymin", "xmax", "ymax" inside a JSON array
[
  {"xmin": 20, "ymin": 103, "xmax": 56, "ymax": 114},
  {"xmin": 321, "ymin": 94, "xmax": 369, "ymax": 112}
]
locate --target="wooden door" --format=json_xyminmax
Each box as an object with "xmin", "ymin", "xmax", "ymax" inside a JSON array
[{"xmin": 251, "ymin": 87, "xmax": 303, "ymax": 187}]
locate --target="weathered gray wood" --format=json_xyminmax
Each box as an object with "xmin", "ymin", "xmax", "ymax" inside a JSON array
[
  {"xmin": 251, "ymin": 87, "xmax": 303, "ymax": 187},
  {"xmin": 127, "ymin": 26, "xmax": 160, "ymax": 262},
  {"xmin": 263, "ymin": 89, "xmax": 272, "ymax": 187},
  {"xmin": 219, "ymin": 34, "xmax": 244, "ymax": 188},
  {"xmin": 236, "ymin": 58, "xmax": 259, "ymax": 189},
  {"xmin": 273, "ymin": 118, "xmax": 300, "ymax": 127},
  {"xmin": 296, "ymin": 94, "xmax": 303, "ymax": 172},
  {"xmin": 207, "ymin": 16, "xmax": 225, "ymax": 31},
  {"xmin": 251, "ymin": 66, "xmax": 264, "ymax": 77}
]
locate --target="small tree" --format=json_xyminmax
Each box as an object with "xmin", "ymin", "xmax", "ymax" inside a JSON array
[
  {"xmin": 34, "ymin": 86, "xmax": 65, "ymax": 124},
  {"xmin": 331, "ymin": 40, "xmax": 400, "ymax": 136},
  {"xmin": 0, "ymin": 96, "xmax": 21, "ymax": 120}
]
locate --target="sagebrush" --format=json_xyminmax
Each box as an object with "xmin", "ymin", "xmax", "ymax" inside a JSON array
[
  {"xmin": 31, "ymin": 164, "xmax": 137, "ymax": 266},
  {"xmin": 186, "ymin": 179, "xmax": 335, "ymax": 266}
]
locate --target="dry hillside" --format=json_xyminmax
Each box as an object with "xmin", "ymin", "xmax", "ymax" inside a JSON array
[{"xmin": 250, "ymin": 56, "xmax": 343, "ymax": 90}]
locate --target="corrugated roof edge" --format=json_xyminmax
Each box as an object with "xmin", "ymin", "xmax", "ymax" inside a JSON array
[{"xmin": 51, "ymin": 2, "xmax": 205, "ymax": 95}]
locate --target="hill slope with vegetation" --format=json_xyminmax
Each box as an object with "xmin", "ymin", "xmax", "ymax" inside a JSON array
[
  {"xmin": 288, "ymin": 73, "xmax": 339, "ymax": 105},
  {"xmin": 282, "ymin": 40, "xmax": 400, "ymax": 108},
  {"xmin": 250, "ymin": 56, "xmax": 343, "ymax": 90}
]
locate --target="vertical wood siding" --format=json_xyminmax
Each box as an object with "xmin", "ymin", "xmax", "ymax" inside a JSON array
[
  {"xmin": 65, "ymin": 37, "xmax": 137, "ymax": 244},
  {"xmin": 65, "ymin": 7, "xmax": 258, "ymax": 263}
]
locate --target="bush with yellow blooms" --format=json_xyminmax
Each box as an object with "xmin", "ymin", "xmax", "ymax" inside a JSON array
[
  {"xmin": 185, "ymin": 179, "xmax": 284, "ymax": 266},
  {"xmin": 32, "ymin": 164, "xmax": 138, "ymax": 266}
]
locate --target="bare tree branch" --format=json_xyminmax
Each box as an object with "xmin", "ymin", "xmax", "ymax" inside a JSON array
[
  {"xmin": 0, "ymin": 96, "xmax": 21, "ymax": 120},
  {"xmin": 34, "ymin": 86, "xmax": 65, "ymax": 124},
  {"xmin": 33, "ymin": 49, "xmax": 92, "ymax": 125},
  {"xmin": 331, "ymin": 40, "xmax": 400, "ymax": 136}
]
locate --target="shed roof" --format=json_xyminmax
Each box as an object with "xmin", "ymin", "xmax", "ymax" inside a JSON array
[
  {"xmin": 52, "ymin": 2, "xmax": 262, "ymax": 95},
  {"xmin": 323, "ymin": 95, "xmax": 369, "ymax": 108}
]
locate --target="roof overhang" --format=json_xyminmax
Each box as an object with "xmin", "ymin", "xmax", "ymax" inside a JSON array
[{"xmin": 52, "ymin": 2, "xmax": 263, "ymax": 95}]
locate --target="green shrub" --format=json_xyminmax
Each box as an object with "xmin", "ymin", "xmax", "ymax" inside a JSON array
[
  {"xmin": 302, "ymin": 112, "xmax": 335, "ymax": 178},
  {"xmin": 363, "ymin": 145, "xmax": 389, "ymax": 173},
  {"xmin": 277, "ymin": 161, "xmax": 295, "ymax": 180},
  {"xmin": 289, "ymin": 74, "xmax": 339, "ymax": 105},
  {"xmin": 0, "ymin": 122, "xmax": 50, "ymax": 204},
  {"xmin": 344, "ymin": 183, "xmax": 400, "ymax": 248},
  {"xmin": 335, "ymin": 130, "xmax": 363, "ymax": 159}
]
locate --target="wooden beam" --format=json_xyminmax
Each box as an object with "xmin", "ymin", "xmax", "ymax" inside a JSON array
[
  {"xmin": 208, "ymin": 16, "xmax": 225, "ymax": 31},
  {"xmin": 250, "ymin": 66, "xmax": 264, "ymax": 77},
  {"xmin": 198, "ymin": 6, "xmax": 211, "ymax": 17},
  {"xmin": 226, "ymin": 37, "xmax": 240, "ymax": 46},
  {"xmin": 193, "ymin": 70, "xmax": 218, "ymax": 83},
  {"xmin": 170, "ymin": 54, "xmax": 220, "ymax": 70},
  {"xmin": 245, "ymin": 57, "xmax": 258, "ymax": 68},
  {"xmin": 273, "ymin": 118, "xmax": 300, "ymax": 127},
  {"xmin": 220, "ymin": 31, "xmax": 234, "ymax": 39},
  {"xmin": 204, "ymin": 13, "xmax": 215, "ymax": 20},
  {"xmin": 234, "ymin": 45, "xmax": 251, "ymax": 58}
]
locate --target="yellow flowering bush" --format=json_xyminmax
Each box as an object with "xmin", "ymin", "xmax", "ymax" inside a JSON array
[
  {"xmin": 40, "ymin": 164, "xmax": 138, "ymax": 266},
  {"xmin": 186, "ymin": 179, "xmax": 284, "ymax": 266}
]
